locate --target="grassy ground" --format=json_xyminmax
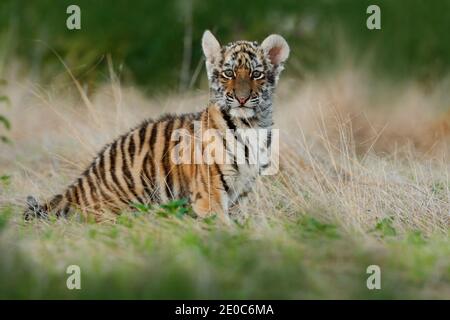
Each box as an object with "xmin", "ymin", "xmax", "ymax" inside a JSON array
[
  {"xmin": 0, "ymin": 67, "xmax": 449, "ymax": 299},
  {"xmin": 1, "ymin": 208, "xmax": 449, "ymax": 299}
]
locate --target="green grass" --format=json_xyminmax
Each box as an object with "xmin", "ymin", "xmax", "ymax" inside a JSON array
[{"xmin": 1, "ymin": 202, "xmax": 449, "ymax": 299}]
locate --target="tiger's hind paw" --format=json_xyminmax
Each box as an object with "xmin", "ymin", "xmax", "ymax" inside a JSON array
[{"xmin": 24, "ymin": 196, "xmax": 48, "ymax": 221}]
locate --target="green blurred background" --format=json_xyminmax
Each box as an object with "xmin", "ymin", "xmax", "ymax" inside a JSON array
[{"xmin": 0, "ymin": 0, "xmax": 449, "ymax": 92}]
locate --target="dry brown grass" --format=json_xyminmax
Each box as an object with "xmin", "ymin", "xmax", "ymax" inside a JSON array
[{"xmin": 1, "ymin": 67, "xmax": 449, "ymax": 236}]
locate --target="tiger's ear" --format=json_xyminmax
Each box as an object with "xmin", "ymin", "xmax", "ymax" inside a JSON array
[
  {"xmin": 202, "ymin": 30, "xmax": 221, "ymax": 64},
  {"xmin": 261, "ymin": 34, "xmax": 290, "ymax": 66}
]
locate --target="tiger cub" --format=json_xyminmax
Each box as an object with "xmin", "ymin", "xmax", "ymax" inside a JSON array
[{"xmin": 24, "ymin": 30, "xmax": 290, "ymax": 223}]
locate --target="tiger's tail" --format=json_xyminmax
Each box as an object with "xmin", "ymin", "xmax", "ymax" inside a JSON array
[{"xmin": 24, "ymin": 194, "xmax": 69, "ymax": 221}]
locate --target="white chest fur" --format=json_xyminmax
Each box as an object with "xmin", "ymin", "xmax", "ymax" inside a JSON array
[{"xmin": 223, "ymin": 126, "xmax": 272, "ymax": 205}]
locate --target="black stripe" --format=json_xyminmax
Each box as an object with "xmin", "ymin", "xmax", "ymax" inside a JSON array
[
  {"xmin": 198, "ymin": 164, "xmax": 207, "ymax": 188},
  {"xmin": 237, "ymin": 190, "xmax": 250, "ymax": 200},
  {"xmin": 98, "ymin": 150, "xmax": 126, "ymax": 204},
  {"xmin": 177, "ymin": 166, "xmax": 188, "ymax": 199},
  {"xmin": 148, "ymin": 123, "xmax": 159, "ymax": 202},
  {"xmin": 215, "ymin": 163, "xmax": 229, "ymax": 192},
  {"xmin": 233, "ymin": 130, "xmax": 248, "ymax": 166},
  {"xmin": 149, "ymin": 123, "xmax": 158, "ymax": 151},
  {"xmin": 98, "ymin": 153, "xmax": 108, "ymax": 188},
  {"xmin": 128, "ymin": 133, "xmax": 136, "ymax": 166},
  {"xmin": 163, "ymin": 120, "xmax": 174, "ymax": 199},
  {"xmin": 120, "ymin": 135, "xmax": 142, "ymax": 202},
  {"xmin": 222, "ymin": 129, "xmax": 238, "ymax": 171},
  {"xmin": 244, "ymin": 144, "xmax": 249, "ymax": 164},
  {"xmin": 65, "ymin": 189, "xmax": 73, "ymax": 204},
  {"xmin": 138, "ymin": 123, "xmax": 147, "ymax": 153},
  {"xmin": 77, "ymin": 178, "xmax": 88, "ymax": 207},
  {"xmin": 94, "ymin": 164, "xmax": 126, "ymax": 207},
  {"xmin": 221, "ymin": 109, "xmax": 236, "ymax": 131},
  {"xmin": 72, "ymin": 186, "xmax": 80, "ymax": 206},
  {"xmin": 109, "ymin": 141, "xmax": 130, "ymax": 199},
  {"xmin": 176, "ymin": 117, "xmax": 188, "ymax": 198},
  {"xmin": 85, "ymin": 168, "xmax": 99, "ymax": 204},
  {"xmin": 95, "ymin": 153, "xmax": 125, "ymax": 205},
  {"xmin": 267, "ymin": 130, "xmax": 272, "ymax": 148},
  {"xmin": 93, "ymin": 164, "xmax": 115, "ymax": 206},
  {"xmin": 241, "ymin": 118, "xmax": 251, "ymax": 127},
  {"xmin": 141, "ymin": 153, "xmax": 157, "ymax": 203},
  {"xmin": 47, "ymin": 194, "xmax": 63, "ymax": 211},
  {"xmin": 93, "ymin": 162, "xmax": 125, "ymax": 206}
]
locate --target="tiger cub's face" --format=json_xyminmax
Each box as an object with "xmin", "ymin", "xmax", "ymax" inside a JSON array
[{"xmin": 202, "ymin": 30, "xmax": 289, "ymax": 120}]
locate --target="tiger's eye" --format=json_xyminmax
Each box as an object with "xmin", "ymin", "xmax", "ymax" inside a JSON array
[
  {"xmin": 222, "ymin": 70, "xmax": 235, "ymax": 79},
  {"xmin": 252, "ymin": 71, "xmax": 264, "ymax": 79}
]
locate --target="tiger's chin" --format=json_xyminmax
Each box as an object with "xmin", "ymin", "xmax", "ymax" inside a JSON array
[{"xmin": 229, "ymin": 106, "xmax": 256, "ymax": 119}]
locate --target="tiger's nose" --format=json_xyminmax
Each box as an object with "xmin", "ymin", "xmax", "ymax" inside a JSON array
[{"xmin": 236, "ymin": 95, "xmax": 250, "ymax": 105}]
